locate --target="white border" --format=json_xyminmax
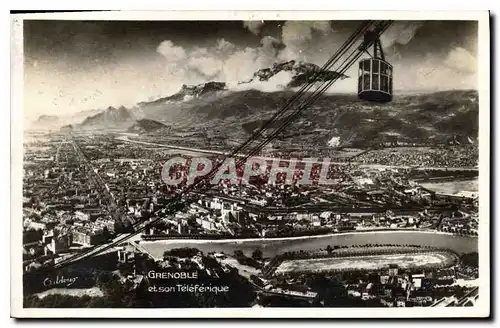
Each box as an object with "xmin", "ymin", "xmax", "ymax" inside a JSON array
[
  {"xmin": 476, "ymin": 7, "xmax": 491, "ymax": 321},
  {"xmin": 10, "ymin": 10, "xmax": 490, "ymax": 319},
  {"xmin": 9, "ymin": 10, "xmax": 490, "ymax": 21}
]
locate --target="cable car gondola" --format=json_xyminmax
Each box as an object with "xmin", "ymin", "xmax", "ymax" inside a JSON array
[{"xmin": 358, "ymin": 29, "xmax": 393, "ymax": 103}]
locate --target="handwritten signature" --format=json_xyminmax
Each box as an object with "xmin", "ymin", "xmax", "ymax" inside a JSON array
[{"xmin": 43, "ymin": 276, "xmax": 78, "ymax": 287}]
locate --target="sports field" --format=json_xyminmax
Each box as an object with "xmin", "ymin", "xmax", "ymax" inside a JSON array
[{"xmin": 274, "ymin": 252, "xmax": 458, "ymax": 274}]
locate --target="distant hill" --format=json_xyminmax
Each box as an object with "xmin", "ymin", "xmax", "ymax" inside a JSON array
[
  {"xmin": 71, "ymin": 109, "xmax": 103, "ymax": 125},
  {"xmin": 79, "ymin": 106, "xmax": 134, "ymax": 130},
  {"xmin": 60, "ymin": 124, "xmax": 73, "ymax": 132},
  {"xmin": 140, "ymin": 82, "xmax": 227, "ymax": 106},
  {"xmin": 29, "ymin": 109, "xmax": 103, "ymax": 131},
  {"xmin": 35, "ymin": 114, "xmax": 59, "ymax": 123},
  {"xmin": 32, "ymin": 115, "xmax": 60, "ymax": 130},
  {"xmin": 127, "ymin": 119, "xmax": 168, "ymax": 134}
]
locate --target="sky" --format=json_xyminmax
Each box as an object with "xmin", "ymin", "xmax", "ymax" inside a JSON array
[{"xmin": 23, "ymin": 20, "xmax": 478, "ymax": 119}]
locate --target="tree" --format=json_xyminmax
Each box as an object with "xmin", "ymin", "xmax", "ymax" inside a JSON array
[
  {"xmin": 460, "ymin": 252, "xmax": 479, "ymax": 268},
  {"xmin": 117, "ymin": 262, "xmax": 133, "ymax": 277},
  {"xmin": 96, "ymin": 271, "xmax": 113, "ymax": 289},
  {"xmin": 326, "ymin": 245, "xmax": 333, "ymax": 255},
  {"xmin": 164, "ymin": 247, "xmax": 200, "ymax": 258},
  {"xmin": 251, "ymin": 249, "xmax": 263, "ymax": 261}
]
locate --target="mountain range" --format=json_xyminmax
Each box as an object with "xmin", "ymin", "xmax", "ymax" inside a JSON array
[
  {"xmin": 31, "ymin": 60, "xmax": 347, "ymax": 131},
  {"xmin": 139, "ymin": 81, "xmax": 227, "ymax": 106},
  {"xmin": 136, "ymin": 88, "xmax": 478, "ymax": 147},
  {"xmin": 28, "ymin": 59, "xmax": 478, "ymax": 147},
  {"xmin": 79, "ymin": 106, "xmax": 134, "ymax": 130},
  {"xmin": 239, "ymin": 60, "xmax": 349, "ymax": 87}
]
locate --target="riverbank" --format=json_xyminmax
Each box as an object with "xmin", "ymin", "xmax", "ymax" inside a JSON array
[
  {"xmin": 137, "ymin": 230, "xmax": 478, "ymax": 259},
  {"xmin": 137, "ymin": 229, "xmax": 465, "ymax": 245}
]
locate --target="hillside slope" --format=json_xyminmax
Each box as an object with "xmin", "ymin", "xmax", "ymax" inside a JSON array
[
  {"xmin": 79, "ymin": 106, "xmax": 134, "ymax": 130},
  {"xmin": 127, "ymin": 119, "xmax": 169, "ymax": 134},
  {"xmin": 141, "ymin": 89, "xmax": 478, "ymax": 147}
]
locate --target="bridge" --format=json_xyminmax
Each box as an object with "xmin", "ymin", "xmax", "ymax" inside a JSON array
[{"xmin": 125, "ymin": 240, "xmax": 162, "ymax": 262}]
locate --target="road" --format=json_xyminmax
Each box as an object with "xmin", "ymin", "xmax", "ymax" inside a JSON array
[
  {"xmin": 69, "ymin": 136, "xmax": 117, "ymax": 206},
  {"xmin": 48, "ymin": 136, "xmax": 135, "ymax": 269}
]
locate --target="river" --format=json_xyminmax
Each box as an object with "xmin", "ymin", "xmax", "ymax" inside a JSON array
[
  {"xmin": 116, "ymin": 135, "xmax": 478, "ymax": 258},
  {"xmin": 138, "ymin": 231, "xmax": 478, "ymax": 259}
]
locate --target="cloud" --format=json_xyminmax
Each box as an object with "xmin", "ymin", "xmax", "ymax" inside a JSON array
[
  {"xmin": 281, "ymin": 21, "xmax": 332, "ymax": 44},
  {"xmin": 278, "ymin": 21, "xmax": 334, "ymax": 63},
  {"xmin": 260, "ymin": 36, "xmax": 285, "ymax": 57},
  {"xmin": 153, "ymin": 21, "xmax": 454, "ymax": 94},
  {"xmin": 381, "ymin": 21, "xmax": 423, "ymax": 49},
  {"xmin": 154, "ymin": 22, "xmax": 478, "ymax": 99},
  {"xmin": 156, "ymin": 40, "xmax": 187, "ymax": 61},
  {"xmin": 25, "ymin": 20, "xmax": 478, "ymax": 121},
  {"xmin": 385, "ymin": 50, "xmax": 477, "ymax": 92},
  {"xmin": 243, "ymin": 21, "xmax": 265, "ymax": 35},
  {"xmin": 444, "ymin": 47, "xmax": 477, "ymax": 74},
  {"xmin": 215, "ymin": 38, "xmax": 236, "ymax": 55},
  {"xmin": 154, "ymin": 22, "xmax": 336, "ymax": 90},
  {"xmin": 187, "ymin": 56, "xmax": 223, "ymax": 79},
  {"xmin": 191, "ymin": 46, "xmax": 209, "ymax": 57},
  {"xmin": 156, "ymin": 35, "xmax": 284, "ymax": 86}
]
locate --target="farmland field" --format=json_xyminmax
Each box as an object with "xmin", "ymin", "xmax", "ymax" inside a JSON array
[{"xmin": 274, "ymin": 252, "xmax": 458, "ymax": 274}]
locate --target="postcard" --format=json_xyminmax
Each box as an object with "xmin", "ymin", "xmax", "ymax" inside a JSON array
[{"xmin": 10, "ymin": 10, "xmax": 490, "ymax": 318}]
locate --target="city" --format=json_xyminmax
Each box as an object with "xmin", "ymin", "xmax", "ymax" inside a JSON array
[
  {"xmin": 16, "ymin": 17, "xmax": 484, "ymax": 313},
  {"xmin": 22, "ymin": 126, "xmax": 479, "ymax": 308}
]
